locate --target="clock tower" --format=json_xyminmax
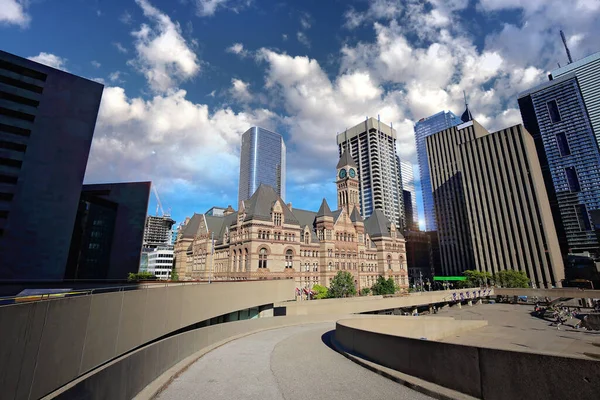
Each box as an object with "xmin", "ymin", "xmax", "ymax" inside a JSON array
[{"xmin": 336, "ymin": 149, "xmax": 360, "ymax": 215}]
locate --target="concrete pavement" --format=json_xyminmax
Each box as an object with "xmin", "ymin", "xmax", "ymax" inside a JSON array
[{"xmin": 155, "ymin": 323, "xmax": 432, "ymax": 400}]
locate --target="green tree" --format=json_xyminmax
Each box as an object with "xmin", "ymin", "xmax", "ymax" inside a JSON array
[
  {"xmin": 371, "ymin": 275, "xmax": 396, "ymax": 295},
  {"xmin": 494, "ymin": 270, "xmax": 530, "ymax": 288},
  {"xmin": 127, "ymin": 271, "xmax": 157, "ymax": 281},
  {"xmin": 170, "ymin": 267, "xmax": 179, "ymax": 281},
  {"xmin": 360, "ymin": 287, "xmax": 371, "ymax": 296},
  {"xmin": 312, "ymin": 284, "xmax": 329, "ymax": 299},
  {"xmin": 328, "ymin": 271, "xmax": 357, "ymax": 298},
  {"xmin": 463, "ymin": 270, "xmax": 492, "ymax": 287}
]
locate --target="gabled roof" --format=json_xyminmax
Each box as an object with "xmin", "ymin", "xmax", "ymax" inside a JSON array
[
  {"xmin": 291, "ymin": 208, "xmax": 319, "ymax": 242},
  {"xmin": 243, "ymin": 184, "xmax": 299, "ymax": 225},
  {"xmin": 180, "ymin": 213, "xmax": 202, "ymax": 239},
  {"xmin": 316, "ymin": 198, "xmax": 333, "ymax": 218},
  {"xmin": 215, "ymin": 212, "xmax": 238, "ymax": 244},
  {"xmin": 364, "ymin": 209, "xmax": 391, "ymax": 238},
  {"xmin": 350, "ymin": 207, "xmax": 363, "ymax": 223},
  {"xmin": 332, "ymin": 209, "xmax": 343, "ymax": 222},
  {"xmin": 336, "ymin": 151, "xmax": 358, "ymax": 169}
]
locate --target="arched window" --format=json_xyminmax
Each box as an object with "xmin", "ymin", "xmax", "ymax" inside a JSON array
[
  {"xmin": 244, "ymin": 248, "xmax": 249, "ymax": 271},
  {"xmin": 328, "ymin": 262, "xmax": 333, "ymax": 271},
  {"xmin": 238, "ymin": 250, "xmax": 243, "ymax": 271},
  {"xmin": 285, "ymin": 249, "xmax": 293, "ymax": 268},
  {"xmin": 387, "ymin": 255, "xmax": 392, "ymax": 270},
  {"xmin": 259, "ymin": 248, "xmax": 267, "ymax": 269},
  {"xmin": 304, "ymin": 232, "xmax": 309, "ymax": 244}
]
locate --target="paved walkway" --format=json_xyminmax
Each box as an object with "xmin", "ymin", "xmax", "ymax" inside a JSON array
[
  {"xmin": 155, "ymin": 323, "xmax": 432, "ymax": 400},
  {"xmin": 434, "ymin": 303, "xmax": 600, "ymax": 359}
]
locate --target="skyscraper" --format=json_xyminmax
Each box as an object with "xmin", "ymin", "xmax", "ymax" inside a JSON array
[
  {"xmin": 518, "ymin": 54, "xmax": 600, "ymax": 258},
  {"xmin": 238, "ymin": 127, "xmax": 286, "ymax": 204},
  {"xmin": 0, "ymin": 50, "xmax": 104, "ymax": 280},
  {"xmin": 143, "ymin": 215, "xmax": 176, "ymax": 249},
  {"xmin": 400, "ymin": 159, "xmax": 418, "ymax": 230},
  {"xmin": 336, "ymin": 117, "xmax": 404, "ymax": 229},
  {"xmin": 415, "ymin": 111, "xmax": 463, "ymax": 231}
]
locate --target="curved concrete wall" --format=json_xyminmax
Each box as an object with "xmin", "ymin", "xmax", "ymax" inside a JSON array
[
  {"xmin": 495, "ymin": 287, "xmax": 600, "ymax": 299},
  {"xmin": 0, "ymin": 280, "xmax": 295, "ymax": 400},
  {"xmin": 335, "ymin": 317, "xmax": 600, "ymax": 400}
]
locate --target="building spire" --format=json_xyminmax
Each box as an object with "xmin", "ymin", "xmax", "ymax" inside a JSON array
[{"xmin": 461, "ymin": 90, "xmax": 473, "ymax": 123}]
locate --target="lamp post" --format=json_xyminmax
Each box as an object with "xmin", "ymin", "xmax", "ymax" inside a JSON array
[{"xmin": 209, "ymin": 231, "xmax": 214, "ymax": 284}]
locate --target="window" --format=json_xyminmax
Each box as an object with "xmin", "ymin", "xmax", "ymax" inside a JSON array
[
  {"xmin": 387, "ymin": 255, "xmax": 392, "ymax": 270},
  {"xmin": 556, "ymin": 132, "xmax": 570, "ymax": 156},
  {"xmin": 304, "ymin": 232, "xmax": 309, "ymax": 244},
  {"xmin": 328, "ymin": 262, "xmax": 332, "ymax": 271},
  {"xmin": 547, "ymin": 100, "xmax": 561, "ymax": 123},
  {"xmin": 285, "ymin": 250, "xmax": 293, "ymax": 268},
  {"xmin": 565, "ymin": 167, "xmax": 580, "ymax": 192},
  {"xmin": 273, "ymin": 212, "xmax": 282, "ymax": 226},
  {"xmin": 575, "ymin": 204, "xmax": 591, "ymax": 231},
  {"xmin": 258, "ymin": 248, "xmax": 268, "ymax": 269}
]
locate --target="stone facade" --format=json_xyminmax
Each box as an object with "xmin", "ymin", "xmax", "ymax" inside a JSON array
[{"xmin": 173, "ymin": 153, "xmax": 408, "ymax": 291}]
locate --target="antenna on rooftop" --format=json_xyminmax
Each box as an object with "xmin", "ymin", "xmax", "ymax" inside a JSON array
[{"xmin": 560, "ymin": 30, "xmax": 573, "ymax": 64}]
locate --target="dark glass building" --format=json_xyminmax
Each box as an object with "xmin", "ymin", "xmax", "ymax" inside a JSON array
[
  {"xmin": 66, "ymin": 182, "xmax": 151, "ymax": 280},
  {"xmin": 0, "ymin": 50, "xmax": 104, "ymax": 280}
]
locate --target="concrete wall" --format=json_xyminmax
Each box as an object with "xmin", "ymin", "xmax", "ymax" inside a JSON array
[
  {"xmin": 495, "ymin": 287, "xmax": 600, "ymax": 299},
  {"xmin": 280, "ymin": 288, "xmax": 494, "ymax": 316},
  {"xmin": 44, "ymin": 314, "xmax": 342, "ymax": 400},
  {"xmin": 0, "ymin": 280, "xmax": 295, "ymax": 400},
  {"xmin": 336, "ymin": 317, "xmax": 600, "ymax": 400}
]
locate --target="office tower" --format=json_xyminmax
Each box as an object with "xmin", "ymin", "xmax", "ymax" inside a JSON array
[
  {"xmin": 518, "ymin": 54, "xmax": 600, "ymax": 258},
  {"xmin": 405, "ymin": 231, "xmax": 433, "ymax": 284},
  {"xmin": 400, "ymin": 159, "xmax": 418, "ymax": 230},
  {"xmin": 336, "ymin": 117, "xmax": 404, "ymax": 229},
  {"xmin": 415, "ymin": 111, "xmax": 463, "ymax": 231},
  {"xmin": 458, "ymin": 123, "xmax": 564, "ymax": 288},
  {"xmin": 65, "ymin": 182, "xmax": 151, "ymax": 280},
  {"xmin": 143, "ymin": 215, "xmax": 176, "ymax": 249},
  {"xmin": 0, "ymin": 50, "xmax": 104, "ymax": 280},
  {"xmin": 147, "ymin": 247, "xmax": 174, "ymax": 280},
  {"xmin": 238, "ymin": 127, "xmax": 286, "ymax": 204}
]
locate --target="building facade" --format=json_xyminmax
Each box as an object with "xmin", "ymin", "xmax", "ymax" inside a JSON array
[
  {"xmin": 143, "ymin": 215, "xmax": 176, "ymax": 249},
  {"xmin": 519, "ymin": 69, "xmax": 600, "ymax": 258},
  {"xmin": 458, "ymin": 123, "xmax": 564, "ymax": 288},
  {"xmin": 336, "ymin": 117, "xmax": 404, "ymax": 230},
  {"xmin": 147, "ymin": 247, "xmax": 174, "ymax": 280},
  {"xmin": 405, "ymin": 231, "xmax": 433, "ymax": 285},
  {"xmin": 65, "ymin": 182, "xmax": 151, "ymax": 280},
  {"xmin": 174, "ymin": 154, "xmax": 408, "ymax": 290},
  {"xmin": 238, "ymin": 127, "xmax": 286, "ymax": 204},
  {"xmin": 400, "ymin": 159, "xmax": 418, "ymax": 230},
  {"xmin": 415, "ymin": 111, "xmax": 462, "ymax": 231},
  {"xmin": 0, "ymin": 50, "xmax": 104, "ymax": 280}
]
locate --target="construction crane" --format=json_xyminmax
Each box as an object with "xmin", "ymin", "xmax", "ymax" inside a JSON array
[{"xmin": 152, "ymin": 185, "xmax": 166, "ymax": 216}]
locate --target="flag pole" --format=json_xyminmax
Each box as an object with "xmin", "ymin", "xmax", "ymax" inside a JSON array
[{"xmin": 209, "ymin": 231, "xmax": 214, "ymax": 284}]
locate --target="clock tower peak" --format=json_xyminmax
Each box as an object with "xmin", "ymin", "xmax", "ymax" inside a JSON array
[{"xmin": 336, "ymin": 149, "xmax": 360, "ymax": 215}]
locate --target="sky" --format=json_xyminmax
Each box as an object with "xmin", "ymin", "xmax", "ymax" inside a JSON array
[{"xmin": 2, "ymin": 0, "xmax": 600, "ymax": 229}]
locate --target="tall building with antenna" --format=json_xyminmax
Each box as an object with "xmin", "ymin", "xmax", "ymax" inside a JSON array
[{"xmin": 336, "ymin": 117, "xmax": 404, "ymax": 230}]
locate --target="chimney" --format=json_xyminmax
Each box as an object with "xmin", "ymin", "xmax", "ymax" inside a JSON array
[{"xmin": 287, "ymin": 202, "xmax": 292, "ymax": 211}]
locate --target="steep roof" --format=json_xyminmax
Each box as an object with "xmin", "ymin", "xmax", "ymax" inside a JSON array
[
  {"xmin": 350, "ymin": 207, "xmax": 363, "ymax": 223},
  {"xmin": 336, "ymin": 151, "xmax": 358, "ymax": 169},
  {"xmin": 291, "ymin": 208, "xmax": 319, "ymax": 241},
  {"xmin": 364, "ymin": 209, "xmax": 391, "ymax": 238},
  {"xmin": 316, "ymin": 198, "xmax": 333, "ymax": 218},
  {"xmin": 243, "ymin": 184, "xmax": 299, "ymax": 225},
  {"xmin": 215, "ymin": 212, "xmax": 238, "ymax": 244},
  {"xmin": 332, "ymin": 209, "xmax": 343, "ymax": 222},
  {"xmin": 180, "ymin": 213, "xmax": 202, "ymax": 239}
]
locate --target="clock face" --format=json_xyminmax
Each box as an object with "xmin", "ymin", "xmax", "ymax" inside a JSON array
[
  {"xmin": 349, "ymin": 168, "xmax": 356, "ymax": 178},
  {"xmin": 339, "ymin": 168, "xmax": 347, "ymax": 179}
]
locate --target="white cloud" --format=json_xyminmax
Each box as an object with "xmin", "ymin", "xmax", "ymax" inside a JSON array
[
  {"xmin": 91, "ymin": 60, "xmax": 101, "ymax": 68},
  {"xmin": 299, "ymin": 12, "xmax": 312, "ymax": 30},
  {"xmin": 230, "ymin": 78, "xmax": 252, "ymax": 102},
  {"xmin": 130, "ymin": 0, "xmax": 200, "ymax": 93},
  {"xmin": 226, "ymin": 42, "xmax": 249, "ymax": 57},
  {"xmin": 85, "ymin": 86, "xmax": 276, "ymax": 200},
  {"xmin": 90, "ymin": 77, "xmax": 106, "ymax": 84},
  {"xmin": 282, "ymin": 33, "xmax": 288, "ymax": 41},
  {"xmin": 195, "ymin": 0, "xmax": 229, "ymax": 16},
  {"xmin": 27, "ymin": 52, "xmax": 68, "ymax": 71},
  {"xmin": 343, "ymin": 0, "xmax": 404, "ymax": 29},
  {"xmin": 120, "ymin": 10, "xmax": 133, "ymax": 24},
  {"xmin": 297, "ymin": 31, "xmax": 310, "ymax": 48},
  {"xmin": 0, "ymin": 0, "xmax": 30, "ymax": 27},
  {"xmin": 113, "ymin": 42, "xmax": 128, "ymax": 54},
  {"xmin": 109, "ymin": 71, "xmax": 125, "ymax": 83}
]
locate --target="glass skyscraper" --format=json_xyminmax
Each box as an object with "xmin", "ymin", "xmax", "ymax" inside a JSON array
[
  {"xmin": 415, "ymin": 111, "xmax": 463, "ymax": 231},
  {"xmin": 400, "ymin": 159, "xmax": 418, "ymax": 230},
  {"xmin": 518, "ymin": 52, "xmax": 600, "ymax": 257},
  {"xmin": 238, "ymin": 127, "xmax": 286, "ymax": 204}
]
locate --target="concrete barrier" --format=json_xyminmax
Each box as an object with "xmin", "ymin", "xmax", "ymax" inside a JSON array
[
  {"xmin": 279, "ymin": 289, "xmax": 494, "ymax": 316},
  {"xmin": 0, "ymin": 280, "xmax": 295, "ymax": 400},
  {"xmin": 495, "ymin": 287, "xmax": 600, "ymax": 299},
  {"xmin": 43, "ymin": 314, "xmax": 345, "ymax": 400},
  {"xmin": 335, "ymin": 316, "xmax": 600, "ymax": 400}
]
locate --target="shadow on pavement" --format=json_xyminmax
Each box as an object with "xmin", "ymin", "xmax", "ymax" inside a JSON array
[{"xmin": 320, "ymin": 329, "xmax": 336, "ymax": 350}]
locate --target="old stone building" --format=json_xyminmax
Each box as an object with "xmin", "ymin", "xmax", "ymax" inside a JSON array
[{"xmin": 173, "ymin": 152, "xmax": 408, "ymax": 290}]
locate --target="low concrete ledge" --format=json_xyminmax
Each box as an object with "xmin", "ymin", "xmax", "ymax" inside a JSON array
[
  {"xmin": 42, "ymin": 314, "xmax": 345, "ymax": 400},
  {"xmin": 335, "ymin": 316, "xmax": 600, "ymax": 400}
]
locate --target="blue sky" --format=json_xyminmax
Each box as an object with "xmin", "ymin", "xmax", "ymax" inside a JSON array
[{"xmin": 2, "ymin": 0, "xmax": 600, "ymax": 229}]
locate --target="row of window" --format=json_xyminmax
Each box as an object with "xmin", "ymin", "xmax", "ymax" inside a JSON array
[{"xmin": 257, "ymin": 230, "xmax": 296, "ymax": 241}]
